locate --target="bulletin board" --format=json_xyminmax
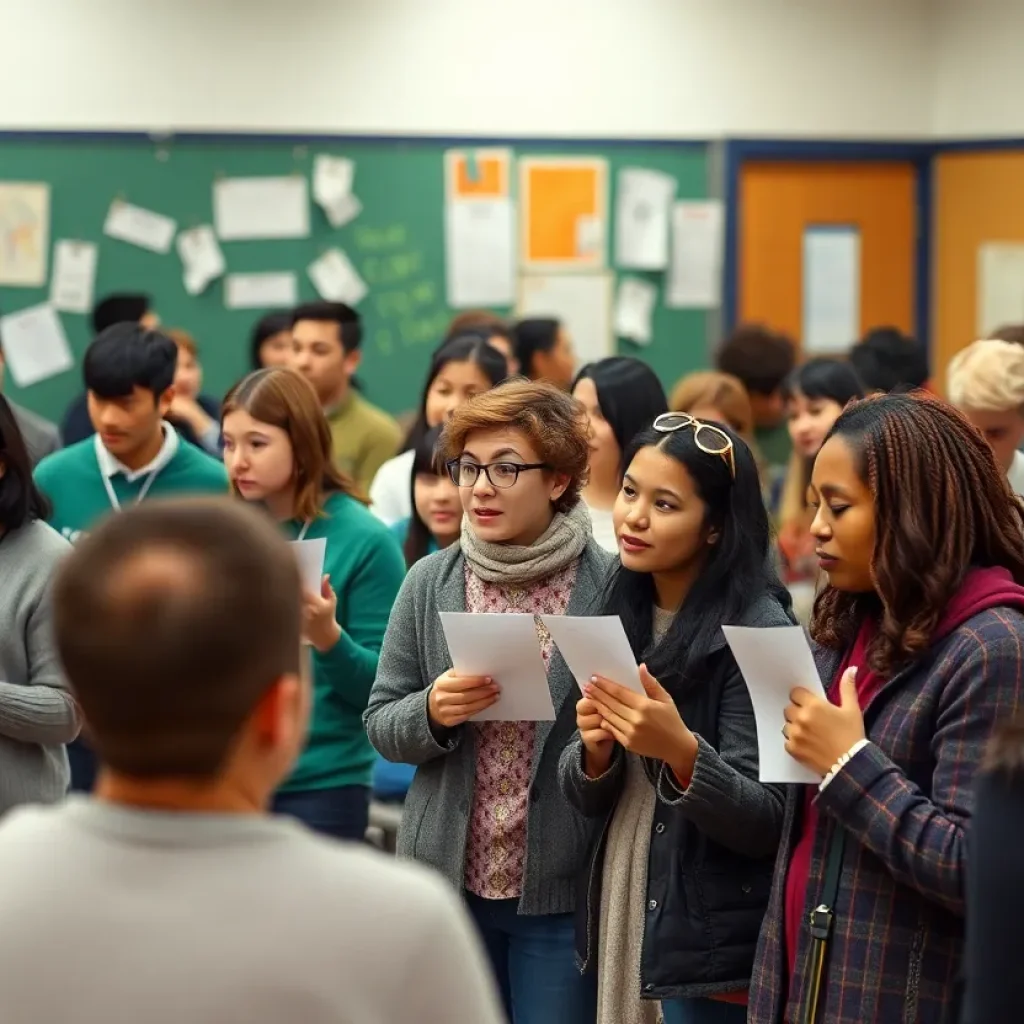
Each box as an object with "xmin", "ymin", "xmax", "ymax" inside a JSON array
[{"xmin": 0, "ymin": 134, "xmax": 711, "ymax": 422}]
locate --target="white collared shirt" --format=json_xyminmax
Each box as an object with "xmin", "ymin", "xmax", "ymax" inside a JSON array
[{"xmin": 94, "ymin": 423, "xmax": 179, "ymax": 483}]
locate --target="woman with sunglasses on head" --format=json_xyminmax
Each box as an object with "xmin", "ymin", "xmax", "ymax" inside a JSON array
[
  {"xmin": 366, "ymin": 379, "xmax": 611, "ymax": 1024},
  {"xmin": 747, "ymin": 393, "xmax": 1024, "ymax": 1024},
  {"xmin": 370, "ymin": 333, "xmax": 508, "ymax": 527},
  {"xmin": 560, "ymin": 411, "xmax": 791, "ymax": 1024}
]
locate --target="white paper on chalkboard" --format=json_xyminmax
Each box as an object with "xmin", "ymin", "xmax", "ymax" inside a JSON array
[{"xmin": 214, "ymin": 176, "xmax": 310, "ymax": 241}]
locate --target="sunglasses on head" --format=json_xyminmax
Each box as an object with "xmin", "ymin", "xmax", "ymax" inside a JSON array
[{"xmin": 652, "ymin": 412, "xmax": 736, "ymax": 480}]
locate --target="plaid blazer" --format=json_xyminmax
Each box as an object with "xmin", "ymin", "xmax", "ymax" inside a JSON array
[{"xmin": 748, "ymin": 606, "xmax": 1024, "ymax": 1024}]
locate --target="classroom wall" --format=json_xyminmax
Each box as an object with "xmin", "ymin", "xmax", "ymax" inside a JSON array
[{"xmin": 0, "ymin": 0, "xmax": 935, "ymax": 138}]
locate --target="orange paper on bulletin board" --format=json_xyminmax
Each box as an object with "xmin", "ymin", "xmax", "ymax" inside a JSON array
[
  {"xmin": 520, "ymin": 157, "xmax": 607, "ymax": 270},
  {"xmin": 446, "ymin": 149, "xmax": 511, "ymax": 200}
]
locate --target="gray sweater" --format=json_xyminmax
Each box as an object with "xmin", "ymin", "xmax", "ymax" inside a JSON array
[
  {"xmin": 0, "ymin": 519, "xmax": 79, "ymax": 810},
  {"xmin": 365, "ymin": 540, "xmax": 612, "ymax": 916}
]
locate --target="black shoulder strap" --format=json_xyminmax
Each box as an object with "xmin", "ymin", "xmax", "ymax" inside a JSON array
[{"xmin": 801, "ymin": 825, "xmax": 847, "ymax": 1024}]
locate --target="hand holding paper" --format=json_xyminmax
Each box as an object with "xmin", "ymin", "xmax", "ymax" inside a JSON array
[
  {"xmin": 783, "ymin": 666, "xmax": 866, "ymax": 778},
  {"xmin": 291, "ymin": 538, "xmax": 327, "ymax": 597}
]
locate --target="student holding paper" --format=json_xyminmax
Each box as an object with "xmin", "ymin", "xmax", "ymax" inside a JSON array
[
  {"xmin": 747, "ymin": 393, "xmax": 1024, "ymax": 1024},
  {"xmin": 366, "ymin": 379, "xmax": 611, "ymax": 1024},
  {"xmin": 559, "ymin": 413, "xmax": 791, "ymax": 1024},
  {"xmin": 370, "ymin": 332, "xmax": 508, "ymax": 526},
  {"xmin": 222, "ymin": 367, "xmax": 405, "ymax": 840}
]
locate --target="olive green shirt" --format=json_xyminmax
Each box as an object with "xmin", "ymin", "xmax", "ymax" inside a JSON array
[{"xmin": 325, "ymin": 392, "xmax": 402, "ymax": 494}]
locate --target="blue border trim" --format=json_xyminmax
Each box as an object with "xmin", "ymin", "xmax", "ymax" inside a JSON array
[{"xmin": 722, "ymin": 139, "xmax": 934, "ymax": 348}]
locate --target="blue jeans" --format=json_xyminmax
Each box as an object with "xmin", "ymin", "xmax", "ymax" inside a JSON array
[
  {"xmin": 272, "ymin": 785, "xmax": 369, "ymax": 841},
  {"xmin": 661, "ymin": 997, "xmax": 748, "ymax": 1024},
  {"xmin": 466, "ymin": 893, "xmax": 596, "ymax": 1024}
]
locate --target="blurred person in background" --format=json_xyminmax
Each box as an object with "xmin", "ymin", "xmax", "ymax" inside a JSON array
[
  {"xmin": 0, "ymin": 497, "xmax": 504, "ymax": 1024},
  {"xmin": 669, "ymin": 371, "xmax": 755, "ymax": 442},
  {"xmin": 848, "ymin": 326, "xmax": 929, "ymax": 395},
  {"xmin": 370, "ymin": 333, "xmax": 508, "ymax": 525},
  {"xmin": 947, "ymin": 338, "xmax": 1024, "ymax": 496},
  {"xmin": 250, "ymin": 311, "xmax": 294, "ymax": 370},
  {"xmin": 164, "ymin": 329, "xmax": 222, "ymax": 455},
  {"xmin": 988, "ymin": 322, "xmax": 1024, "ymax": 346},
  {"xmin": 446, "ymin": 310, "xmax": 520, "ymax": 376},
  {"xmin": 291, "ymin": 302, "xmax": 401, "ymax": 494},
  {"xmin": 0, "ymin": 335, "xmax": 60, "ymax": 467},
  {"xmin": 572, "ymin": 357, "xmax": 668, "ymax": 553},
  {"xmin": 61, "ymin": 293, "xmax": 160, "ymax": 446},
  {"xmin": 515, "ymin": 317, "xmax": 577, "ymax": 390},
  {"xmin": 0, "ymin": 395, "xmax": 79, "ymax": 814}
]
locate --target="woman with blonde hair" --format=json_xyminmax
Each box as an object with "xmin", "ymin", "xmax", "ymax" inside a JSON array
[
  {"xmin": 948, "ymin": 338, "xmax": 1024, "ymax": 496},
  {"xmin": 669, "ymin": 371, "xmax": 754, "ymax": 441},
  {"xmin": 222, "ymin": 367, "xmax": 405, "ymax": 839}
]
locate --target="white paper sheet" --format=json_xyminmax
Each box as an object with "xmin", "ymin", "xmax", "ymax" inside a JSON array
[
  {"xmin": 721, "ymin": 625, "xmax": 827, "ymax": 784},
  {"xmin": 445, "ymin": 199, "xmax": 516, "ymax": 307},
  {"xmin": 50, "ymin": 240, "xmax": 97, "ymax": 313},
  {"xmin": 576, "ymin": 214, "xmax": 604, "ymax": 259},
  {"xmin": 177, "ymin": 225, "xmax": 226, "ymax": 296},
  {"xmin": 977, "ymin": 242, "xmax": 1024, "ymax": 336},
  {"xmin": 104, "ymin": 200, "xmax": 177, "ymax": 254},
  {"xmin": 0, "ymin": 303, "xmax": 74, "ymax": 387},
  {"xmin": 0, "ymin": 182, "xmax": 49, "ymax": 286},
  {"xmin": 518, "ymin": 273, "xmax": 613, "ymax": 368},
  {"xmin": 614, "ymin": 276, "xmax": 657, "ymax": 345},
  {"xmin": 439, "ymin": 613, "xmax": 554, "ymax": 722},
  {"xmin": 541, "ymin": 616, "xmax": 643, "ymax": 695},
  {"xmin": 667, "ymin": 201, "xmax": 724, "ymax": 309},
  {"xmin": 213, "ymin": 176, "xmax": 310, "ymax": 241},
  {"xmin": 615, "ymin": 168, "xmax": 676, "ymax": 271},
  {"xmin": 802, "ymin": 226, "xmax": 860, "ymax": 355},
  {"xmin": 308, "ymin": 248, "xmax": 368, "ymax": 306},
  {"xmin": 291, "ymin": 538, "xmax": 327, "ymax": 596},
  {"xmin": 224, "ymin": 272, "xmax": 298, "ymax": 310},
  {"xmin": 313, "ymin": 155, "xmax": 360, "ymax": 227}
]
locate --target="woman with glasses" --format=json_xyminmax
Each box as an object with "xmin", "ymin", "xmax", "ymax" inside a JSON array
[
  {"xmin": 366, "ymin": 379, "xmax": 611, "ymax": 1024},
  {"xmin": 560, "ymin": 411, "xmax": 792, "ymax": 1024}
]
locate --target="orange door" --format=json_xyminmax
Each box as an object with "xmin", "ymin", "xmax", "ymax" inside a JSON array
[{"xmin": 739, "ymin": 161, "xmax": 917, "ymax": 348}]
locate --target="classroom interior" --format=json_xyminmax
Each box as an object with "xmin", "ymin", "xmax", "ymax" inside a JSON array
[{"xmin": 1, "ymin": 0, "xmax": 1023, "ymax": 416}]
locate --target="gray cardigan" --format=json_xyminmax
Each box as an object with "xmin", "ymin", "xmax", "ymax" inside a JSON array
[
  {"xmin": 0, "ymin": 520, "xmax": 80, "ymax": 811},
  {"xmin": 365, "ymin": 540, "xmax": 613, "ymax": 916}
]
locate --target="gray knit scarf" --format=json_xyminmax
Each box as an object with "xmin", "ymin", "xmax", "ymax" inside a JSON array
[{"xmin": 459, "ymin": 500, "xmax": 592, "ymax": 585}]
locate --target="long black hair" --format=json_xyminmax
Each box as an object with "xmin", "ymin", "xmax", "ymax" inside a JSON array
[
  {"xmin": 403, "ymin": 424, "xmax": 446, "ymax": 568},
  {"xmin": 782, "ymin": 357, "xmax": 865, "ymax": 407},
  {"xmin": 0, "ymin": 395, "xmax": 51, "ymax": 529},
  {"xmin": 514, "ymin": 318, "xmax": 560, "ymax": 379},
  {"xmin": 572, "ymin": 357, "xmax": 668, "ymax": 471},
  {"xmin": 402, "ymin": 333, "xmax": 509, "ymax": 454},
  {"xmin": 602, "ymin": 423, "xmax": 787, "ymax": 693}
]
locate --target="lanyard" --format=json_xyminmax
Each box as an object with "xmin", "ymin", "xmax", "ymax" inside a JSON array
[
  {"xmin": 296, "ymin": 520, "xmax": 312, "ymax": 542},
  {"xmin": 102, "ymin": 467, "xmax": 161, "ymax": 512}
]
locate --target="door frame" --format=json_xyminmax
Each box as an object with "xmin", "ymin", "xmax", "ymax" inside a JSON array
[{"xmin": 721, "ymin": 139, "xmax": 933, "ymax": 348}]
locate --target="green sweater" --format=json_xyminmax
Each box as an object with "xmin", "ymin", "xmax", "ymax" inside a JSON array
[
  {"xmin": 34, "ymin": 437, "xmax": 228, "ymax": 542},
  {"xmin": 281, "ymin": 491, "xmax": 405, "ymax": 792}
]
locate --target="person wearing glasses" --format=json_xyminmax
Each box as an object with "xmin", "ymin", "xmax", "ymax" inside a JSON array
[
  {"xmin": 366, "ymin": 379, "xmax": 611, "ymax": 1024},
  {"xmin": 560, "ymin": 411, "xmax": 792, "ymax": 1024}
]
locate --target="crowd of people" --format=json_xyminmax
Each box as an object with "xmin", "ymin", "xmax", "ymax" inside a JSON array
[{"xmin": 0, "ymin": 293, "xmax": 1021, "ymax": 1023}]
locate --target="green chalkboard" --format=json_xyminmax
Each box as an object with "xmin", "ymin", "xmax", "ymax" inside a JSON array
[{"xmin": 0, "ymin": 135, "xmax": 711, "ymax": 423}]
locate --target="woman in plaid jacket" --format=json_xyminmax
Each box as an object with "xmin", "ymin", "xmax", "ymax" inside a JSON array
[{"xmin": 748, "ymin": 392, "xmax": 1024, "ymax": 1024}]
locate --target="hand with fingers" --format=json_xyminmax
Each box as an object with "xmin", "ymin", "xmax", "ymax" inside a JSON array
[
  {"xmin": 303, "ymin": 575, "xmax": 342, "ymax": 653},
  {"xmin": 783, "ymin": 666, "xmax": 865, "ymax": 777},
  {"xmin": 576, "ymin": 695, "xmax": 615, "ymax": 778},
  {"xmin": 583, "ymin": 664, "xmax": 699, "ymax": 787},
  {"xmin": 427, "ymin": 670, "xmax": 501, "ymax": 729}
]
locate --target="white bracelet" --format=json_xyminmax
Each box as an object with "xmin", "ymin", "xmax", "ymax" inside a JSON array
[{"xmin": 819, "ymin": 739, "xmax": 870, "ymax": 792}]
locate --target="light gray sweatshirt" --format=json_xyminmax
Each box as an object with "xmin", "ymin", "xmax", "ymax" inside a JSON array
[{"xmin": 0, "ymin": 519, "xmax": 79, "ymax": 810}]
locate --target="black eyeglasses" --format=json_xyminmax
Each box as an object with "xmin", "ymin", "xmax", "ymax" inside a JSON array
[
  {"xmin": 653, "ymin": 412, "xmax": 736, "ymax": 479},
  {"xmin": 446, "ymin": 458, "xmax": 551, "ymax": 489}
]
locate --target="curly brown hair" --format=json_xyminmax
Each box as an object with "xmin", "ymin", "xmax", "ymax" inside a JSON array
[
  {"xmin": 811, "ymin": 391, "xmax": 1024, "ymax": 675},
  {"xmin": 440, "ymin": 378, "xmax": 590, "ymax": 514}
]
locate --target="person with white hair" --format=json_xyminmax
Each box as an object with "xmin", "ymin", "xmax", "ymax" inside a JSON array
[{"xmin": 948, "ymin": 338, "xmax": 1024, "ymax": 496}]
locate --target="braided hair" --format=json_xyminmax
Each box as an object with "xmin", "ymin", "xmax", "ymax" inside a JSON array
[{"xmin": 812, "ymin": 391, "xmax": 1024, "ymax": 675}]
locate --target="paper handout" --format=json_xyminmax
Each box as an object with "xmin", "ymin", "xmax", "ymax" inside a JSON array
[
  {"xmin": 614, "ymin": 277, "xmax": 657, "ymax": 345},
  {"xmin": 50, "ymin": 240, "xmax": 97, "ymax": 314},
  {"xmin": 721, "ymin": 625, "xmax": 827, "ymax": 784},
  {"xmin": 291, "ymin": 538, "xmax": 327, "ymax": 597},
  {"xmin": 177, "ymin": 226, "xmax": 226, "ymax": 296},
  {"xmin": 802, "ymin": 226, "xmax": 860, "ymax": 355},
  {"xmin": 615, "ymin": 167, "xmax": 676, "ymax": 270},
  {"xmin": 308, "ymin": 248, "xmax": 368, "ymax": 306},
  {"xmin": 224, "ymin": 272, "xmax": 298, "ymax": 310},
  {"xmin": 104, "ymin": 201, "xmax": 177, "ymax": 254},
  {"xmin": 541, "ymin": 616, "xmax": 643, "ymax": 695},
  {"xmin": 0, "ymin": 303, "xmax": 74, "ymax": 387},
  {"xmin": 214, "ymin": 176, "xmax": 310, "ymax": 241},
  {"xmin": 445, "ymin": 199, "xmax": 515, "ymax": 308},
  {"xmin": 666, "ymin": 201, "xmax": 724, "ymax": 309},
  {"xmin": 312, "ymin": 155, "xmax": 361, "ymax": 228},
  {"xmin": 439, "ymin": 613, "xmax": 555, "ymax": 722}
]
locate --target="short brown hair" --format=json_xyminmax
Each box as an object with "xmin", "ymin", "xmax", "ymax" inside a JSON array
[
  {"xmin": 165, "ymin": 328, "xmax": 198, "ymax": 359},
  {"xmin": 716, "ymin": 324, "xmax": 796, "ymax": 396},
  {"xmin": 440, "ymin": 378, "xmax": 589, "ymax": 513},
  {"xmin": 989, "ymin": 323, "xmax": 1024, "ymax": 346},
  {"xmin": 669, "ymin": 371, "xmax": 754, "ymax": 439},
  {"xmin": 446, "ymin": 310, "xmax": 508, "ymax": 337},
  {"xmin": 53, "ymin": 498, "xmax": 303, "ymax": 779},
  {"xmin": 222, "ymin": 367, "xmax": 363, "ymax": 518}
]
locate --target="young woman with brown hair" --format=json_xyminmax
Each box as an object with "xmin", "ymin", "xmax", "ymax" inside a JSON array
[
  {"xmin": 748, "ymin": 392, "xmax": 1024, "ymax": 1024},
  {"xmin": 222, "ymin": 367, "xmax": 405, "ymax": 840},
  {"xmin": 366, "ymin": 378, "xmax": 611, "ymax": 1024}
]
